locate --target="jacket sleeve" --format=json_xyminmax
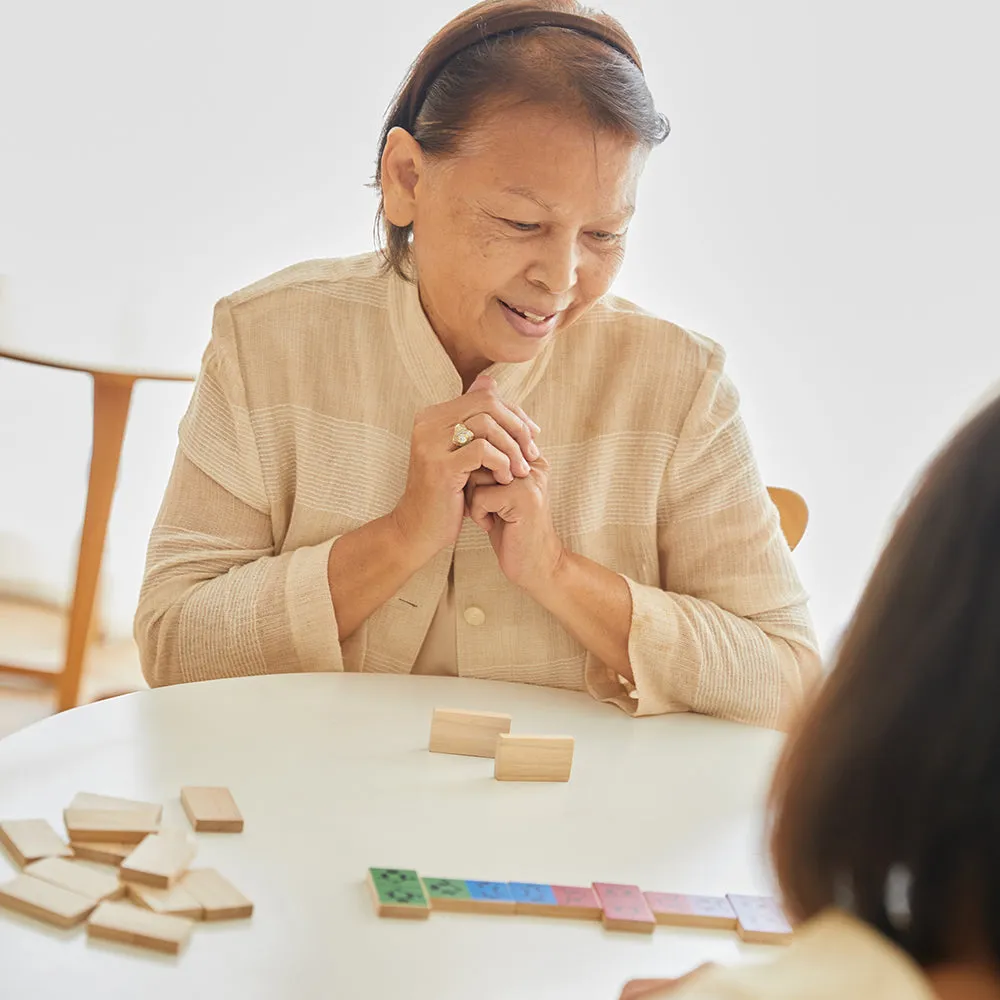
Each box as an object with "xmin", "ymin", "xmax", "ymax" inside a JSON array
[
  {"xmin": 586, "ymin": 344, "xmax": 822, "ymax": 729},
  {"xmin": 134, "ymin": 298, "xmax": 343, "ymax": 686}
]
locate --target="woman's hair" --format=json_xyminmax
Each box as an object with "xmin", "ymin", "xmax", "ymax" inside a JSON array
[
  {"xmin": 373, "ymin": 0, "xmax": 670, "ymax": 280},
  {"xmin": 770, "ymin": 390, "xmax": 1000, "ymax": 966}
]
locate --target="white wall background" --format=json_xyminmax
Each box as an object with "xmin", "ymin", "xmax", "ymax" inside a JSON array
[{"xmin": 0, "ymin": 1, "xmax": 997, "ymax": 652}]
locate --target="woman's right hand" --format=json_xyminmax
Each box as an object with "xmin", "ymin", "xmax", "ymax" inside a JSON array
[{"xmin": 391, "ymin": 373, "xmax": 540, "ymax": 564}]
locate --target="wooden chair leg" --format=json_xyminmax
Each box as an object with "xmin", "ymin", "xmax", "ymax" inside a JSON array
[{"xmin": 57, "ymin": 374, "xmax": 135, "ymax": 712}]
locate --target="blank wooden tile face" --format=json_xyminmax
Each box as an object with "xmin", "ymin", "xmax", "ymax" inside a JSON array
[
  {"xmin": 25, "ymin": 857, "xmax": 123, "ymax": 902},
  {"xmin": 181, "ymin": 868, "xmax": 253, "ymax": 920},
  {"xmin": 428, "ymin": 709, "xmax": 512, "ymax": 758},
  {"xmin": 0, "ymin": 873, "xmax": 96, "ymax": 928},
  {"xmin": 0, "ymin": 819, "xmax": 72, "ymax": 867},
  {"xmin": 87, "ymin": 900, "xmax": 193, "ymax": 954},
  {"xmin": 63, "ymin": 809, "xmax": 159, "ymax": 844},
  {"xmin": 127, "ymin": 881, "xmax": 204, "ymax": 919},
  {"xmin": 70, "ymin": 841, "xmax": 132, "ymax": 866},
  {"xmin": 120, "ymin": 832, "xmax": 197, "ymax": 888},
  {"xmin": 68, "ymin": 793, "xmax": 163, "ymax": 826},
  {"xmin": 180, "ymin": 787, "xmax": 243, "ymax": 832},
  {"xmin": 494, "ymin": 735, "xmax": 574, "ymax": 781}
]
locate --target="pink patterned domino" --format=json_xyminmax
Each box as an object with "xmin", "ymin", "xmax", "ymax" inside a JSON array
[
  {"xmin": 643, "ymin": 892, "xmax": 738, "ymax": 930},
  {"xmin": 552, "ymin": 885, "xmax": 602, "ymax": 920},
  {"xmin": 726, "ymin": 894, "xmax": 794, "ymax": 944},
  {"xmin": 593, "ymin": 882, "xmax": 656, "ymax": 933}
]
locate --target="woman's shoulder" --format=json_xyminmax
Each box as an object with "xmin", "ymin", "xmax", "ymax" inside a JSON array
[
  {"xmin": 584, "ymin": 293, "xmax": 725, "ymax": 374},
  {"xmin": 224, "ymin": 252, "xmax": 388, "ymax": 313}
]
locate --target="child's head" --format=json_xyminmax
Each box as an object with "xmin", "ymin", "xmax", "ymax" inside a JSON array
[{"xmin": 770, "ymin": 390, "xmax": 1000, "ymax": 965}]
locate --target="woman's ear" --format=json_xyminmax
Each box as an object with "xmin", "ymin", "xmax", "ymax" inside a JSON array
[{"xmin": 381, "ymin": 127, "xmax": 423, "ymax": 228}]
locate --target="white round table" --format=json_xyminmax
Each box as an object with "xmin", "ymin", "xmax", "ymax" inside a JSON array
[{"xmin": 0, "ymin": 674, "xmax": 785, "ymax": 1000}]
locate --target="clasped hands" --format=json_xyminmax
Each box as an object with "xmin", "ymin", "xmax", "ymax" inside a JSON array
[{"xmin": 392, "ymin": 373, "xmax": 563, "ymax": 593}]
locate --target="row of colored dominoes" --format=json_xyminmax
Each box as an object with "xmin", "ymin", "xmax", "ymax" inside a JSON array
[
  {"xmin": 367, "ymin": 869, "xmax": 793, "ymax": 944},
  {"xmin": 0, "ymin": 788, "xmax": 250, "ymax": 955},
  {"xmin": 428, "ymin": 708, "xmax": 575, "ymax": 781}
]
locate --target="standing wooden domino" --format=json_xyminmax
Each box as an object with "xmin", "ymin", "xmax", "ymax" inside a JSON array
[
  {"xmin": 421, "ymin": 878, "xmax": 516, "ymax": 914},
  {"xmin": 367, "ymin": 868, "xmax": 430, "ymax": 919},
  {"xmin": 0, "ymin": 873, "xmax": 97, "ymax": 928},
  {"xmin": 727, "ymin": 894, "xmax": 794, "ymax": 944},
  {"xmin": 120, "ymin": 831, "xmax": 196, "ymax": 889},
  {"xmin": 428, "ymin": 709, "xmax": 512, "ymax": 758},
  {"xmin": 509, "ymin": 882, "xmax": 602, "ymax": 920},
  {"xmin": 63, "ymin": 808, "xmax": 159, "ymax": 844},
  {"xmin": 180, "ymin": 868, "xmax": 253, "ymax": 920},
  {"xmin": 180, "ymin": 787, "xmax": 244, "ymax": 832},
  {"xmin": 643, "ymin": 892, "xmax": 738, "ymax": 930},
  {"xmin": 0, "ymin": 819, "xmax": 72, "ymax": 868},
  {"xmin": 494, "ymin": 734, "xmax": 574, "ymax": 782},
  {"xmin": 593, "ymin": 883, "xmax": 657, "ymax": 934},
  {"xmin": 87, "ymin": 900, "xmax": 193, "ymax": 954},
  {"xmin": 25, "ymin": 857, "xmax": 124, "ymax": 903}
]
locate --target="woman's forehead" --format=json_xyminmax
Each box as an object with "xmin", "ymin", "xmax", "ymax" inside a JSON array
[{"xmin": 443, "ymin": 105, "xmax": 645, "ymax": 213}]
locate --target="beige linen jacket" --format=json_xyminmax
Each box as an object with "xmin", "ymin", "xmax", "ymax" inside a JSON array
[{"xmin": 135, "ymin": 252, "xmax": 820, "ymax": 726}]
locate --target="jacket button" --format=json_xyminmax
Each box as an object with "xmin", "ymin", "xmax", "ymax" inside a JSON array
[{"xmin": 463, "ymin": 606, "xmax": 487, "ymax": 626}]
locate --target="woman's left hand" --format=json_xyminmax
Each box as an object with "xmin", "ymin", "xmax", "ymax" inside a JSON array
[{"xmin": 465, "ymin": 457, "xmax": 564, "ymax": 593}]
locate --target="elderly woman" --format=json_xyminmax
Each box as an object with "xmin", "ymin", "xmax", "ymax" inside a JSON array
[{"xmin": 135, "ymin": 0, "xmax": 820, "ymax": 728}]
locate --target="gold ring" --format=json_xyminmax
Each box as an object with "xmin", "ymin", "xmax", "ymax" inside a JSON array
[{"xmin": 452, "ymin": 422, "xmax": 475, "ymax": 447}]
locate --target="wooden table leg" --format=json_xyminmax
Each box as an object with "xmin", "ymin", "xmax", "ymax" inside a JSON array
[{"xmin": 57, "ymin": 374, "xmax": 135, "ymax": 712}]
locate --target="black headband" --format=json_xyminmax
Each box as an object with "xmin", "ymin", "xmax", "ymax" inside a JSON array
[{"xmin": 406, "ymin": 8, "xmax": 643, "ymax": 129}]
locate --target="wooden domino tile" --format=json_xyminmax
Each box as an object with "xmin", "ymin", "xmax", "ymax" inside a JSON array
[
  {"xmin": 0, "ymin": 819, "xmax": 73, "ymax": 868},
  {"xmin": 127, "ymin": 881, "xmax": 204, "ymax": 919},
  {"xmin": 180, "ymin": 787, "xmax": 244, "ymax": 833},
  {"xmin": 494, "ymin": 734, "xmax": 574, "ymax": 782},
  {"xmin": 70, "ymin": 841, "xmax": 133, "ymax": 867},
  {"xmin": 367, "ymin": 868, "xmax": 430, "ymax": 919},
  {"xmin": 508, "ymin": 882, "xmax": 602, "ymax": 920},
  {"xmin": 593, "ymin": 883, "xmax": 657, "ymax": 933},
  {"xmin": 643, "ymin": 892, "xmax": 738, "ymax": 930},
  {"xmin": 727, "ymin": 894, "xmax": 794, "ymax": 944},
  {"xmin": 68, "ymin": 793, "xmax": 163, "ymax": 826},
  {"xmin": 87, "ymin": 900, "xmax": 193, "ymax": 954},
  {"xmin": 428, "ymin": 709, "xmax": 512, "ymax": 758},
  {"xmin": 421, "ymin": 878, "xmax": 516, "ymax": 914},
  {"xmin": 0, "ymin": 873, "xmax": 97, "ymax": 928},
  {"xmin": 25, "ymin": 857, "xmax": 124, "ymax": 903},
  {"xmin": 63, "ymin": 808, "xmax": 159, "ymax": 844},
  {"xmin": 180, "ymin": 868, "xmax": 253, "ymax": 920},
  {"xmin": 120, "ymin": 831, "xmax": 196, "ymax": 889}
]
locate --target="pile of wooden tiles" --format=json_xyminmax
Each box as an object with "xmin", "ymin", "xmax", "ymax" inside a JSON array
[
  {"xmin": 0, "ymin": 787, "xmax": 251, "ymax": 955},
  {"xmin": 367, "ymin": 869, "xmax": 793, "ymax": 944}
]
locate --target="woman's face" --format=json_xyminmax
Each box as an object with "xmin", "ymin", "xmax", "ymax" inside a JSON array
[{"xmin": 382, "ymin": 103, "xmax": 648, "ymax": 380}]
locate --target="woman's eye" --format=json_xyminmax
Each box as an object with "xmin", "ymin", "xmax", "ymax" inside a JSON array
[
  {"xmin": 590, "ymin": 230, "xmax": 621, "ymax": 242},
  {"xmin": 504, "ymin": 219, "xmax": 539, "ymax": 232}
]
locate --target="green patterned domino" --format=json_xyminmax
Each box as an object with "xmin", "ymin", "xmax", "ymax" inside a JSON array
[
  {"xmin": 421, "ymin": 877, "xmax": 475, "ymax": 912},
  {"xmin": 367, "ymin": 868, "xmax": 430, "ymax": 919}
]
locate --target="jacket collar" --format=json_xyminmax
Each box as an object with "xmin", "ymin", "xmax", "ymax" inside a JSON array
[{"xmin": 388, "ymin": 267, "xmax": 554, "ymax": 407}]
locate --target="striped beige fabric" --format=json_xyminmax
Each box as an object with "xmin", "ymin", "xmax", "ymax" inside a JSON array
[{"xmin": 135, "ymin": 252, "xmax": 821, "ymax": 727}]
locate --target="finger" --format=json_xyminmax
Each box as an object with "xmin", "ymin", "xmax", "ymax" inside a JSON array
[
  {"xmin": 447, "ymin": 382, "xmax": 536, "ymax": 462},
  {"xmin": 511, "ymin": 401, "xmax": 542, "ymax": 437},
  {"xmin": 467, "ymin": 373, "xmax": 496, "ymax": 393},
  {"xmin": 618, "ymin": 981, "xmax": 680, "ymax": 1000},
  {"xmin": 450, "ymin": 439, "xmax": 514, "ymax": 485},
  {"xmin": 468, "ymin": 483, "xmax": 520, "ymax": 524},
  {"xmin": 464, "ymin": 413, "xmax": 531, "ymax": 476}
]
